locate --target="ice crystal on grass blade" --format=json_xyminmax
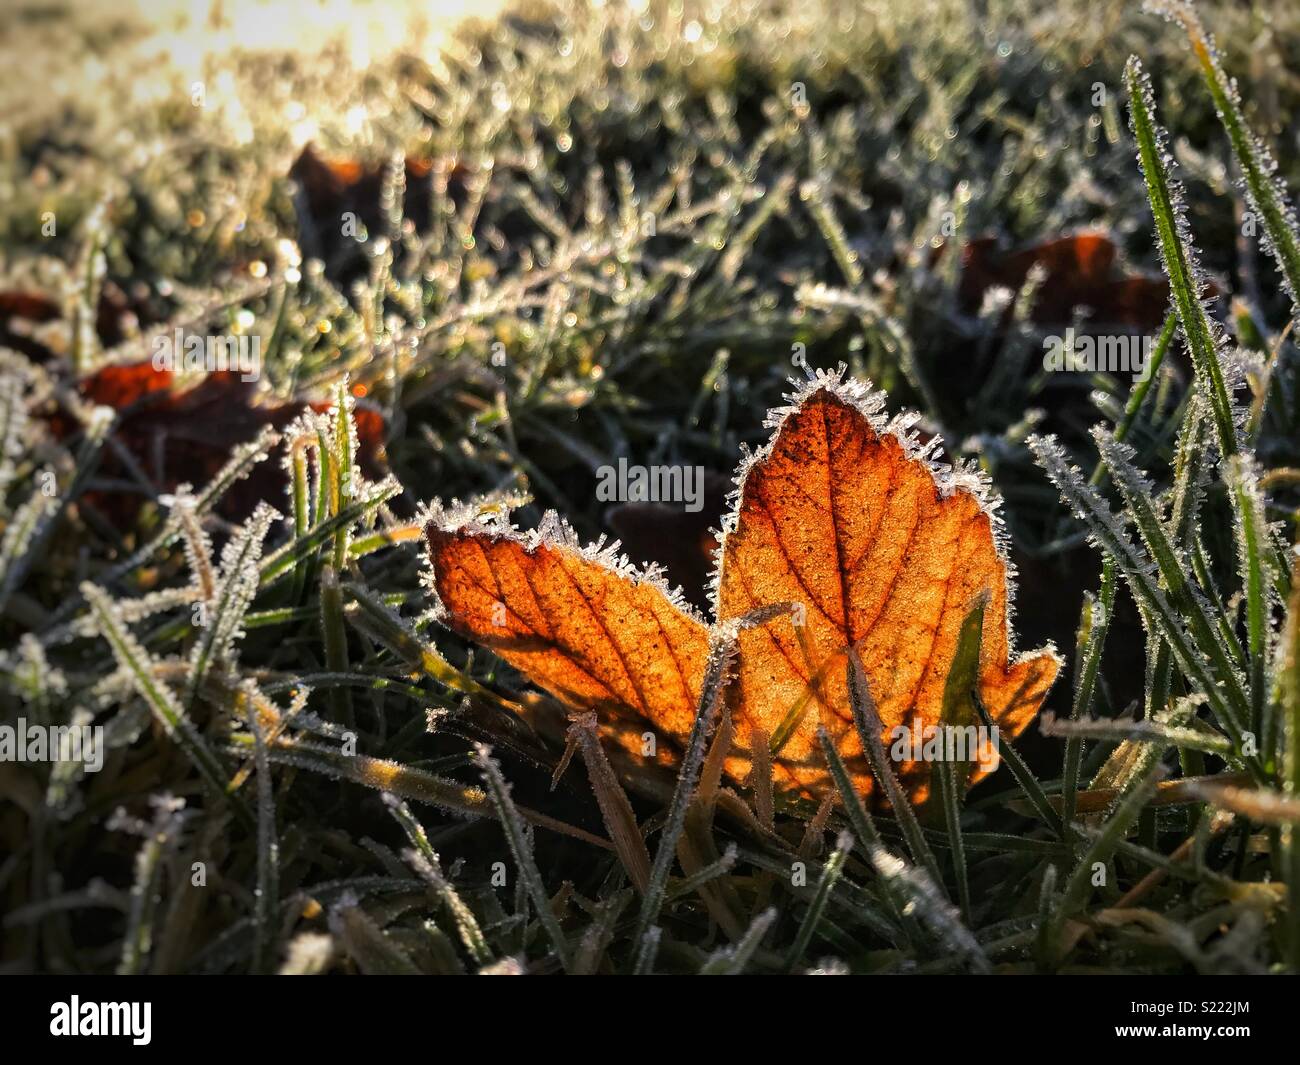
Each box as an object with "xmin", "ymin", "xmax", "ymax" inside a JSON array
[
  {"xmin": 186, "ymin": 502, "xmax": 278, "ymax": 711},
  {"xmin": 0, "ymin": 364, "xmax": 29, "ymax": 498},
  {"xmin": 698, "ymin": 908, "xmax": 777, "ymax": 974},
  {"xmin": 1146, "ymin": 0, "xmax": 1300, "ymax": 315},
  {"xmin": 1125, "ymin": 55, "xmax": 1242, "ymax": 464},
  {"xmin": 115, "ymin": 796, "xmax": 188, "ymax": 976},
  {"xmin": 61, "ymin": 587, "xmax": 200, "ymax": 643},
  {"xmin": 174, "ymin": 494, "xmax": 216, "ymax": 601},
  {"xmin": 475, "ymin": 744, "xmax": 572, "ymax": 971},
  {"xmin": 1030, "ymin": 432, "xmax": 1253, "ymax": 755},
  {"xmin": 387, "ymin": 793, "xmax": 493, "ymax": 967},
  {"xmin": 869, "ymin": 845, "xmax": 990, "ymax": 974},
  {"xmin": 82, "ymin": 582, "xmax": 251, "ymax": 830},
  {"xmin": 0, "ymin": 476, "xmax": 59, "ymax": 612},
  {"xmin": 328, "ymin": 893, "xmax": 420, "ymax": 976}
]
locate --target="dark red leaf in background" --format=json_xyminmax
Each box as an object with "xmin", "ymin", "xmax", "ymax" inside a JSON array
[
  {"xmin": 958, "ymin": 231, "xmax": 1175, "ymax": 330},
  {"xmin": 289, "ymin": 143, "xmax": 466, "ymax": 283},
  {"xmin": 44, "ymin": 362, "xmax": 387, "ymax": 528}
]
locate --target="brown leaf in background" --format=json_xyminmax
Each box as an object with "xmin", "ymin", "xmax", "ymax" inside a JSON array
[
  {"xmin": 44, "ymin": 361, "xmax": 387, "ymax": 527},
  {"xmin": 0, "ymin": 281, "xmax": 158, "ymax": 363},
  {"xmin": 959, "ymin": 231, "xmax": 1174, "ymax": 330},
  {"xmin": 289, "ymin": 143, "xmax": 465, "ymax": 284}
]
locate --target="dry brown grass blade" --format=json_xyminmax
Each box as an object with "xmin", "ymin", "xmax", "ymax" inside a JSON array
[
  {"xmin": 568, "ymin": 713, "xmax": 651, "ymax": 893},
  {"xmin": 1010, "ymin": 772, "xmax": 1256, "ymax": 817}
]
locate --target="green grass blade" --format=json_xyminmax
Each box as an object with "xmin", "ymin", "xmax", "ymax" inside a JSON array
[
  {"xmin": 935, "ymin": 598, "xmax": 986, "ymax": 919},
  {"xmin": 186, "ymin": 503, "xmax": 275, "ymax": 713},
  {"xmin": 973, "ymin": 693, "xmax": 1063, "ymax": 838},
  {"xmin": 83, "ymin": 583, "xmax": 252, "ymax": 831},
  {"xmin": 1149, "ymin": 0, "xmax": 1300, "ymax": 317},
  {"xmin": 632, "ymin": 629, "xmax": 736, "ymax": 944},
  {"xmin": 632, "ymin": 926, "xmax": 662, "ymax": 976},
  {"xmin": 1226, "ymin": 456, "xmax": 1277, "ymax": 765},
  {"xmin": 259, "ymin": 480, "xmax": 401, "ymax": 584},
  {"xmin": 1064, "ymin": 561, "xmax": 1116, "ymax": 828},
  {"xmin": 1094, "ymin": 429, "xmax": 1253, "ymax": 749},
  {"xmin": 846, "ymin": 646, "xmax": 946, "ymax": 892},
  {"xmin": 783, "ymin": 833, "xmax": 851, "ymax": 971},
  {"xmin": 385, "ymin": 794, "xmax": 493, "ymax": 966},
  {"xmin": 1281, "ymin": 556, "xmax": 1300, "ymax": 970},
  {"xmin": 1030, "ymin": 434, "xmax": 1251, "ymax": 765},
  {"xmin": 1088, "ymin": 311, "xmax": 1177, "ymax": 488},
  {"xmin": 241, "ymin": 682, "xmax": 279, "ymax": 974},
  {"xmin": 1125, "ymin": 55, "xmax": 1239, "ymax": 461},
  {"xmin": 700, "ymin": 907, "xmax": 777, "ymax": 974},
  {"xmin": 474, "ymin": 743, "xmax": 572, "ymax": 971},
  {"xmin": 1044, "ymin": 760, "xmax": 1168, "ymax": 964}
]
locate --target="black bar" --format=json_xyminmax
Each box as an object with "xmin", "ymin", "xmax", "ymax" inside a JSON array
[{"xmin": 0, "ymin": 975, "xmax": 1285, "ymax": 1052}]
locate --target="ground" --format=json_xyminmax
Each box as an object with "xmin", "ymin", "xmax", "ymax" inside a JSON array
[{"xmin": 2, "ymin": 0, "xmax": 1299, "ymax": 974}]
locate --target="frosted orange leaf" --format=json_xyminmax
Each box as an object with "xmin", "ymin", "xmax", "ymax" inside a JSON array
[{"xmin": 425, "ymin": 371, "xmax": 1060, "ymax": 804}]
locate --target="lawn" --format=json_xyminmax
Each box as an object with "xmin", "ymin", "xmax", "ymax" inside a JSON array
[{"xmin": 2, "ymin": 0, "xmax": 1300, "ymax": 975}]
